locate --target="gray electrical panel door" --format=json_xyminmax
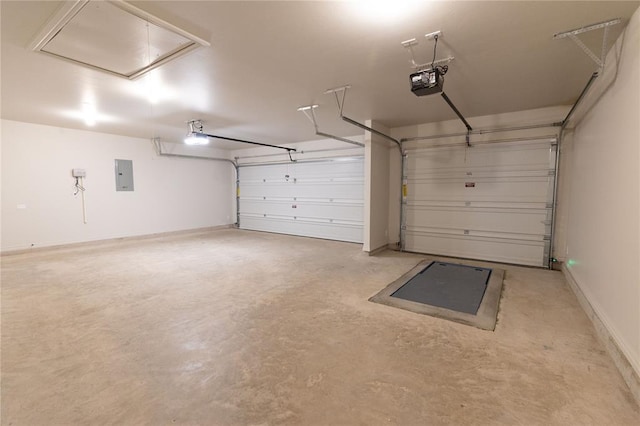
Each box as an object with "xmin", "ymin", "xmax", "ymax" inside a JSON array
[{"xmin": 115, "ymin": 159, "xmax": 134, "ymax": 191}]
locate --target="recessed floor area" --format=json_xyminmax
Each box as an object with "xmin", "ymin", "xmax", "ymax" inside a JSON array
[
  {"xmin": 370, "ymin": 260, "xmax": 504, "ymax": 330},
  {"xmin": 2, "ymin": 229, "xmax": 639, "ymax": 424}
]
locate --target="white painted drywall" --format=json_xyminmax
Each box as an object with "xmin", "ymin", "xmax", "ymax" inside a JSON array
[
  {"xmin": 364, "ymin": 120, "xmax": 390, "ymax": 253},
  {"xmin": 1, "ymin": 120, "xmax": 235, "ymax": 251},
  {"xmin": 561, "ymin": 7, "xmax": 640, "ymax": 376}
]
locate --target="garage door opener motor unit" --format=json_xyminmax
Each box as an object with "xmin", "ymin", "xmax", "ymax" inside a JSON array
[
  {"xmin": 403, "ymin": 31, "xmax": 451, "ymax": 97},
  {"xmin": 410, "ymin": 67, "xmax": 444, "ymax": 96}
]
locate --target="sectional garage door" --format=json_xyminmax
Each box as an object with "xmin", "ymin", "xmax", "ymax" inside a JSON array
[
  {"xmin": 402, "ymin": 138, "xmax": 557, "ymax": 267},
  {"xmin": 238, "ymin": 158, "xmax": 364, "ymax": 243}
]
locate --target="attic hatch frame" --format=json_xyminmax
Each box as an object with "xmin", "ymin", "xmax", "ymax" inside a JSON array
[{"xmin": 29, "ymin": 0, "xmax": 210, "ymax": 80}]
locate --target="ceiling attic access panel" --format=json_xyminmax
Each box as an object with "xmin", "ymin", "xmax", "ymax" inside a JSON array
[{"xmin": 30, "ymin": 0, "xmax": 209, "ymax": 79}]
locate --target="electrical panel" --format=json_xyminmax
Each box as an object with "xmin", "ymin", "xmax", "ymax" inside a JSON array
[{"xmin": 115, "ymin": 159, "xmax": 134, "ymax": 191}]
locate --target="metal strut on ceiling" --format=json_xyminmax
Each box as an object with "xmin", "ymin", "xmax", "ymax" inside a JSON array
[
  {"xmin": 553, "ymin": 18, "xmax": 621, "ymax": 69},
  {"xmin": 401, "ymin": 31, "xmax": 455, "ymax": 71},
  {"xmin": 297, "ymin": 105, "xmax": 365, "ymax": 147},
  {"xmin": 187, "ymin": 120, "xmax": 297, "ymax": 162},
  {"xmin": 324, "ymin": 85, "xmax": 402, "ymax": 150}
]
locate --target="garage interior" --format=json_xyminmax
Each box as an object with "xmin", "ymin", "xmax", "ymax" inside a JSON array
[{"xmin": 1, "ymin": 1, "xmax": 639, "ymax": 424}]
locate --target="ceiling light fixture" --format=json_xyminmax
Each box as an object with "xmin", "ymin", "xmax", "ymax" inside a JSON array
[
  {"xmin": 184, "ymin": 119, "xmax": 209, "ymax": 145},
  {"xmin": 82, "ymin": 102, "xmax": 97, "ymax": 126},
  {"xmin": 346, "ymin": 0, "xmax": 425, "ymax": 23}
]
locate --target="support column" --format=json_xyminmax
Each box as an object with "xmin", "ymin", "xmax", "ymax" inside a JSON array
[{"xmin": 363, "ymin": 120, "xmax": 390, "ymax": 254}]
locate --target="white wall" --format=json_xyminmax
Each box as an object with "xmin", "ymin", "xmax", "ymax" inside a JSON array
[
  {"xmin": 1, "ymin": 120, "xmax": 235, "ymax": 252},
  {"xmin": 363, "ymin": 120, "xmax": 390, "ymax": 253},
  {"xmin": 561, "ymin": 7, "xmax": 640, "ymax": 377}
]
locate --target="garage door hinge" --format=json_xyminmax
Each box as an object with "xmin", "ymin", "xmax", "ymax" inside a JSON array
[
  {"xmin": 548, "ymin": 170, "xmax": 555, "ymax": 176},
  {"xmin": 546, "ymin": 202, "xmax": 554, "ymax": 209},
  {"xmin": 543, "ymin": 235, "xmax": 551, "ymax": 241}
]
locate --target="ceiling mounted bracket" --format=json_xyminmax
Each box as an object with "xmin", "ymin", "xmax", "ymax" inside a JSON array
[
  {"xmin": 553, "ymin": 18, "xmax": 621, "ymax": 69},
  {"xmin": 324, "ymin": 85, "xmax": 401, "ymax": 151},
  {"xmin": 401, "ymin": 32, "xmax": 454, "ymax": 71},
  {"xmin": 324, "ymin": 85, "xmax": 352, "ymax": 117},
  {"xmin": 297, "ymin": 105, "xmax": 364, "ymax": 147}
]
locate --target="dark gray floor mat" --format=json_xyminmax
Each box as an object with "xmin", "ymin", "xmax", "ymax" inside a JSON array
[{"xmin": 391, "ymin": 262, "xmax": 491, "ymax": 315}]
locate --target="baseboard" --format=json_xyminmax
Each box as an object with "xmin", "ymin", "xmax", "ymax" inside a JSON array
[
  {"xmin": 365, "ymin": 244, "xmax": 389, "ymax": 256},
  {"xmin": 562, "ymin": 264, "xmax": 640, "ymax": 406},
  {"xmin": 1, "ymin": 224, "xmax": 235, "ymax": 256}
]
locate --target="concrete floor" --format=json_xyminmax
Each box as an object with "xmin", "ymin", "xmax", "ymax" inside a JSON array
[{"xmin": 2, "ymin": 229, "xmax": 639, "ymax": 425}]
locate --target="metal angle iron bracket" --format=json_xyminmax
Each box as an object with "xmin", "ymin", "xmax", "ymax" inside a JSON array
[
  {"xmin": 323, "ymin": 85, "xmax": 402, "ymax": 150},
  {"xmin": 297, "ymin": 104, "xmax": 364, "ymax": 147},
  {"xmin": 401, "ymin": 31, "xmax": 454, "ymax": 71},
  {"xmin": 553, "ymin": 18, "xmax": 622, "ymax": 69}
]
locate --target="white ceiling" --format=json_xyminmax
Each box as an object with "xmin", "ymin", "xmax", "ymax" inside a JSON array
[{"xmin": 2, "ymin": 1, "xmax": 638, "ymax": 149}]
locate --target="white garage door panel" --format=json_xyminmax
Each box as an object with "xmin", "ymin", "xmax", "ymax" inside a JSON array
[
  {"xmin": 403, "ymin": 139, "xmax": 556, "ymax": 267},
  {"xmin": 240, "ymin": 216, "xmax": 362, "ymax": 243},
  {"xmin": 405, "ymin": 207, "xmax": 550, "ymax": 236},
  {"xmin": 241, "ymin": 199, "xmax": 363, "ymax": 222},
  {"xmin": 240, "ymin": 161, "xmax": 361, "ymax": 180},
  {"xmin": 406, "ymin": 142, "xmax": 553, "ymax": 167},
  {"xmin": 240, "ymin": 182, "xmax": 363, "ymax": 200},
  {"xmin": 407, "ymin": 178, "xmax": 552, "ymax": 203},
  {"xmin": 239, "ymin": 158, "xmax": 364, "ymax": 243},
  {"xmin": 404, "ymin": 231, "xmax": 546, "ymax": 267}
]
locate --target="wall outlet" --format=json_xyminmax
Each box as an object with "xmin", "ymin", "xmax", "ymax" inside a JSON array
[{"xmin": 72, "ymin": 168, "xmax": 86, "ymax": 177}]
